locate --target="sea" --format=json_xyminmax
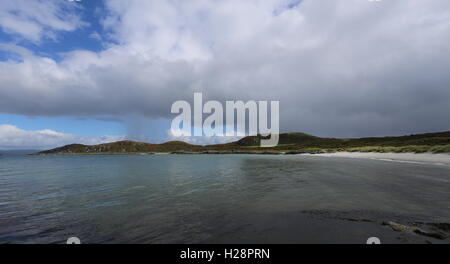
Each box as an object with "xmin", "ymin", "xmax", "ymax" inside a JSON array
[{"xmin": 1, "ymin": 154, "xmax": 449, "ymax": 244}]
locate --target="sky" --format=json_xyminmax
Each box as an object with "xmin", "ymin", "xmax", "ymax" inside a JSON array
[{"xmin": 1, "ymin": 0, "xmax": 450, "ymax": 149}]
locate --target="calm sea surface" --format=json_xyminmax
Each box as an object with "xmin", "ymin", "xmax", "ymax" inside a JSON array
[{"xmin": 0, "ymin": 154, "xmax": 449, "ymax": 244}]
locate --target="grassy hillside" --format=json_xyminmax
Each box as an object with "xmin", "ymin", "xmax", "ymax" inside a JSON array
[
  {"xmin": 38, "ymin": 131, "xmax": 450, "ymax": 154},
  {"xmin": 39, "ymin": 140, "xmax": 202, "ymax": 154}
]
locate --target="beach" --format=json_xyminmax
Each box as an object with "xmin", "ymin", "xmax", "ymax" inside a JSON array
[{"xmin": 308, "ymin": 152, "xmax": 450, "ymax": 166}]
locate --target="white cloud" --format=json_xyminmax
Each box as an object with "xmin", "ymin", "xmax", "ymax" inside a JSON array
[
  {"xmin": 166, "ymin": 129, "xmax": 243, "ymax": 146},
  {"xmin": 0, "ymin": 124, "xmax": 124, "ymax": 149},
  {"xmin": 0, "ymin": 0, "xmax": 85, "ymax": 42},
  {"xmin": 1, "ymin": 0, "xmax": 450, "ymax": 139},
  {"xmin": 0, "ymin": 124, "xmax": 239, "ymax": 149},
  {"xmin": 89, "ymin": 31, "xmax": 102, "ymax": 41}
]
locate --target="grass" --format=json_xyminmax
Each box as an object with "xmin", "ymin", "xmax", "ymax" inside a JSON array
[{"xmin": 341, "ymin": 145, "xmax": 450, "ymax": 154}]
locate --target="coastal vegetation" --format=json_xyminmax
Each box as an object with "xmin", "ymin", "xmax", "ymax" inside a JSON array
[{"xmin": 38, "ymin": 131, "xmax": 450, "ymax": 155}]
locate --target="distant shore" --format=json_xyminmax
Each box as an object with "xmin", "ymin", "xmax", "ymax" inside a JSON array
[
  {"xmin": 36, "ymin": 150, "xmax": 450, "ymax": 165},
  {"xmin": 308, "ymin": 152, "xmax": 450, "ymax": 166},
  {"xmin": 36, "ymin": 131, "xmax": 450, "ymax": 155}
]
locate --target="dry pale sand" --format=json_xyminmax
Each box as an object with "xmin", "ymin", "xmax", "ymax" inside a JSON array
[{"xmin": 309, "ymin": 152, "xmax": 450, "ymax": 166}]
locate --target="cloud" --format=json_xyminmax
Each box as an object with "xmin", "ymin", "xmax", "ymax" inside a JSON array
[
  {"xmin": 0, "ymin": 124, "xmax": 239, "ymax": 149},
  {"xmin": 89, "ymin": 31, "xmax": 102, "ymax": 41},
  {"xmin": 0, "ymin": 124, "xmax": 124, "ymax": 150},
  {"xmin": 0, "ymin": 0, "xmax": 85, "ymax": 42},
  {"xmin": 167, "ymin": 129, "xmax": 244, "ymax": 146},
  {"xmin": 1, "ymin": 0, "xmax": 450, "ymax": 138}
]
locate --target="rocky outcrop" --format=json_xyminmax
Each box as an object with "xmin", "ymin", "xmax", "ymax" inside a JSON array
[{"xmin": 383, "ymin": 221, "xmax": 449, "ymax": 240}]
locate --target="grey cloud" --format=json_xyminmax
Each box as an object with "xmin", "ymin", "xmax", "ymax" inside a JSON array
[{"xmin": 1, "ymin": 0, "xmax": 450, "ymax": 138}]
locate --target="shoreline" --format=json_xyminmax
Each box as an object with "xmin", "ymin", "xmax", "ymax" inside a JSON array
[
  {"xmin": 308, "ymin": 152, "xmax": 450, "ymax": 166},
  {"xmin": 34, "ymin": 150, "xmax": 450, "ymax": 164}
]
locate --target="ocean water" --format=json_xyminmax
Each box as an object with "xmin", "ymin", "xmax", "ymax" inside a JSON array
[{"xmin": 0, "ymin": 154, "xmax": 449, "ymax": 244}]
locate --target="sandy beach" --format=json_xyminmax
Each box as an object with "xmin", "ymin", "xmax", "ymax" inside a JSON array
[{"xmin": 309, "ymin": 152, "xmax": 450, "ymax": 166}]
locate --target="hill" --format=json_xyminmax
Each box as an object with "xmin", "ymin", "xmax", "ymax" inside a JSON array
[
  {"xmin": 38, "ymin": 131, "xmax": 450, "ymax": 155},
  {"xmin": 39, "ymin": 140, "xmax": 201, "ymax": 154}
]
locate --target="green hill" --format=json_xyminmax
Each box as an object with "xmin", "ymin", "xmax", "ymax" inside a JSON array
[
  {"xmin": 39, "ymin": 140, "xmax": 202, "ymax": 154},
  {"xmin": 38, "ymin": 131, "xmax": 450, "ymax": 155}
]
